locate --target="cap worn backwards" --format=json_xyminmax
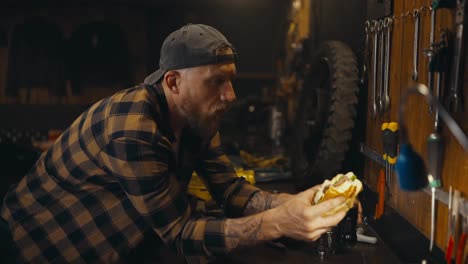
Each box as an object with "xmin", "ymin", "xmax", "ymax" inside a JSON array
[{"xmin": 144, "ymin": 24, "xmax": 237, "ymax": 85}]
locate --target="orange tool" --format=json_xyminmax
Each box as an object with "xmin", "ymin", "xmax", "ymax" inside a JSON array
[{"xmin": 374, "ymin": 169, "xmax": 385, "ymax": 219}]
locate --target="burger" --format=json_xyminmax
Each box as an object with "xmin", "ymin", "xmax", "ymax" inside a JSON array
[{"xmin": 313, "ymin": 172, "xmax": 363, "ymax": 215}]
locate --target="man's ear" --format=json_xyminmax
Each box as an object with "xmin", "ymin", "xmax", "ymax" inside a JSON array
[{"xmin": 163, "ymin": 70, "xmax": 180, "ymax": 94}]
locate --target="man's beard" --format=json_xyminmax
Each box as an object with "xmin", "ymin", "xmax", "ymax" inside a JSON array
[{"xmin": 177, "ymin": 96, "xmax": 228, "ymax": 139}]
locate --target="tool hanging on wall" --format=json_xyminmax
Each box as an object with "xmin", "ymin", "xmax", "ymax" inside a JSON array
[
  {"xmin": 455, "ymin": 214, "xmax": 467, "ymax": 264},
  {"xmin": 447, "ymin": 190, "xmax": 461, "ymax": 263},
  {"xmin": 396, "ymin": 83, "xmax": 468, "ymax": 191},
  {"xmin": 371, "ymin": 20, "xmax": 379, "ymax": 118},
  {"xmin": 378, "ymin": 20, "xmax": 385, "ymax": 115},
  {"xmin": 381, "ymin": 122, "xmax": 399, "ymax": 196},
  {"xmin": 425, "ymin": 2, "xmax": 437, "ymax": 113},
  {"xmin": 446, "ymin": 0, "xmax": 466, "ymax": 113},
  {"xmin": 360, "ymin": 20, "xmax": 371, "ymax": 85},
  {"xmin": 427, "ymin": 28, "xmax": 450, "ymax": 253},
  {"xmin": 367, "ymin": 16, "xmax": 392, "ymax": 117},
  {"xmin": 381, "ymin": 17, "xmax": 392, "ymax": 114},
  {"xmin": 374, "ymin": 168, "xmax": 386, "ymax": 220},
  {"xmin": 448, "ymin": 187, "xmax": 454, "ymax": 252},
  {"xmin": 412, "ymin": 9, "xmax": 421, "ymax": 82}
]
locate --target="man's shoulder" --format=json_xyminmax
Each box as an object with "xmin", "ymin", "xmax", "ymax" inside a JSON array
[
  {"xmin": 107, "ymin": 84, "xmax": 157, "ymax": 115},
  {"xmin": 101, "ymin": 84, "xmax": 163, "ymax": 142}
]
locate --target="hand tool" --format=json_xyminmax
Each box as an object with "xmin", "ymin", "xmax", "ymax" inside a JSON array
[
  {"xmin": 361, "ymin": 20, "xmax": 371, "ymax": 85},
  {"xmin": 433, "ymin": 28, "xmax": 450, "ymax": 126},
  {"xmin": 448, "ymin": 186, "xmax": 453, "ymax": 244},
  {"xmin": 446, "ymin": 0, "xmax": 466, "ymax": 113},
  {"xmin": 378, "ymin": 20, "xmax": 385, "ymax": 115},
  {"xmin": 382, "ymin": 122, "xmax": 399, "ymax": 196},
  {"xmin": 425, "ymin": 47, "xmax": 436, "ymax": 113},
  {"xmin": 374, "ymin": 168, "xmax": 386, "ymax": 220},
  {"xmin": 455, "ymin": 215, "xmax": 467, "ymax": 264},
  {"xmin": 371, "ymin": 20, "xmax": 378, "ymax": 118},
  {"xmin": 428, "ymin": 169, "xmax": 441, "ymax": 253},
  {"xmin": 382, "ymin": 122, "xmax": 390, "ymax": 195},
  {"xmin": 412, "ymin": 9, "xmax": 420, "ymax": 81},
  {"xmin": 382, "ymin": 17, "xmax": 392, "ymax": 114},
  {"xmin": 454, "ymin": 191, "xmax": 461, "ymax": 263},
  {"xmin": 389, "ymin": 122, "xmax": 399, "ymax": 193},
  {"xmin": 429, "ymin": 2, "xmax": 436, "ymax": 47},
  {"xmin": 425, "ymin": 2, "xmax": 436, "ymax": 113},
  {"xmin": 427, "ymin": 29, "xmax": 449, "ymax": 253},
  {"xmin": 447, "ymin": 189, "xmax": 460, "ymax": 263},
  {"xmin": 427, "ymin": 129, "xmax": 443, "ymax": 253}
]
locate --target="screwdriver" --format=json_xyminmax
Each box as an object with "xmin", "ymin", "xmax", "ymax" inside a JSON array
[
  {"xmin": 455, "ymin": 215, "xmax": 467, "ymax": 264},
  {"xmin": 381, "ymin": 122, "xmax": 399, "ymax": 194},
  {"xmin": 427, "ymin": 97, "xmax": 444, "ymax": 253},
  {"xmin": 447, "ymin": 190, "xmax": 460, "ymax": 263},
  {"xmin": 427, "ymin": 31, "xmax": 448, "ymax": 252}
]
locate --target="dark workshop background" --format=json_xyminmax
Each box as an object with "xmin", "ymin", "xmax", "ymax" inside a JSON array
[{"xmin": 0, "ymin": 0, "xmax": 290, "ymax": 160}]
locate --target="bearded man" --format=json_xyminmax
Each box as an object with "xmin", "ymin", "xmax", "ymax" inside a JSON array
[{"xmin": 1, "ymin": 24, "xmax": 346, "ymax": 263}]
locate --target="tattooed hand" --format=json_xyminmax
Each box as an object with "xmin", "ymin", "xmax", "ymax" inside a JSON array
[
  {"xmin": 224, "ymin": 186, "xmax": 346, "ymax": 252},
  {"xmin": 272, "ymin": 187, "xmax": 347, "ymax": 241}
]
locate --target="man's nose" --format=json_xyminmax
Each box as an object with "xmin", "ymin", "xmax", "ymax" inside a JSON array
[{"xmin": 221, "ymin": 82, "xmax": 236, "ymax": 102}]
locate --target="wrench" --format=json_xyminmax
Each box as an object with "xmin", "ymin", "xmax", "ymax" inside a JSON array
[
  {"xmin": 361, "ymin": 20, "xmax": 371, "ymax": 85},
  {"xmin": 371, "ymin": 20, "xmax": 378, "ymax": 118},
  {"xmin": 378, "ymin": 20, "xmax": 384, "ymax": 115},
  {"xmin": 412, "ymin": 9, "xmax": 420, "ymax": 81},
  {"xmin": 426, "ymin": 5, "xmax": 436, "ymax": 113},
  {"xmin": 382, "ymin": 17, "xmax": 392, "ymax": 114},
  {"xmin": 446, "ymin": 0, "xmax": 466, "ymax": 113}
]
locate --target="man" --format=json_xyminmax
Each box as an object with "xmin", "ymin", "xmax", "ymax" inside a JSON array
[{"xmin": 1, "ymin": 24, "xmax": 347, "ymax": 263}]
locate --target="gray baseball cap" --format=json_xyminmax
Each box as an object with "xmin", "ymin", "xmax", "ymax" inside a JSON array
[{"xmin": 144, "ymin": 24, "xmax": 237, "ymax": 85}]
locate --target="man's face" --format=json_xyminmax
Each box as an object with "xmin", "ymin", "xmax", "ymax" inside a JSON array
[{"xmin": 176, "ymin": 58, "xmax": 237, "ymax": 139}]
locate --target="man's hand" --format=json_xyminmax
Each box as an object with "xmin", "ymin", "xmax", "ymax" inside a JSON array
[
  {"xmin": 224, "ymin": 186, "xmax": 347, "ymax": 251},
  {"xmin": 270, "ymin": 187, "xmax": 347, "ymax": 241}
]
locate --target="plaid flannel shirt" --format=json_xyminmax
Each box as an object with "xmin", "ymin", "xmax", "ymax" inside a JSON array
[{"xmin": 1, "ymin": 84, "xmax": 260, "ymax": 263}]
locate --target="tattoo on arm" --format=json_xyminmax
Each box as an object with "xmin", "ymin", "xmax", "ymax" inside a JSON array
[
  {"xmin": 243, "ymin": 191, "xmax": 292, "ymax": 215},
  {"xmin": 224, "ymin": 214, "xmax": 267, "ymax": 250}
]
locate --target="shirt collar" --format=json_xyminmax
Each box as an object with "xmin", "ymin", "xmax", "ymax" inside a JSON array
[{"xmin": 150, "ymin": 83, "xmax": 177, "ymax": 143}]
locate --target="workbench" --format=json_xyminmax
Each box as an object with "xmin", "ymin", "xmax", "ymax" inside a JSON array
[{"xmin": 218, "ymin": 227, "xmax": 401, "ymax": 264}]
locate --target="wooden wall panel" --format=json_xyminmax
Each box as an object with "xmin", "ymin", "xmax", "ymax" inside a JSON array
[{"xmin": 364, "ymin": 0, "xmax": 468, "ymax": 251}]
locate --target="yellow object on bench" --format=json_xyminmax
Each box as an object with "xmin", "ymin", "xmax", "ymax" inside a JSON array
[{"xmin": 188, "ymin": 168, "xmax": 255, "ymax": 201}]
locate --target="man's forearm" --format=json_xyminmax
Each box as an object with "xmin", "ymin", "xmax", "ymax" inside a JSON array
[
  {"xmin": 224, "ymin": 208, "xmax": 281, "ymax": 251},
  {"xmin": 223, "ymin": 189, "xmax": 348, "ymax": 253},
  {"xmin": 243, "ymin": 191, "xmax": 293, "ymax": 215}
]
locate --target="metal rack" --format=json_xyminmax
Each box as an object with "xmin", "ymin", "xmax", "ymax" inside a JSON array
[{"xmin": 359, "ymin": 142, "xmax": 468, "ymax": 218}]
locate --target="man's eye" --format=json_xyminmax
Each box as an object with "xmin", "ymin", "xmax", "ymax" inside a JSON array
[{"xmin": 212, "ymin": 78, "xmax": 225, "ymax": 86}]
